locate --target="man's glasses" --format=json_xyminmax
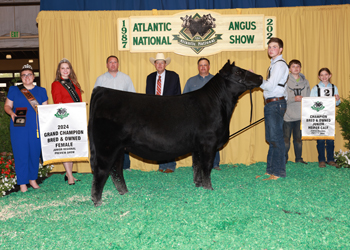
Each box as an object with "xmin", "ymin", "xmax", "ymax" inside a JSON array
[{"xmin": 21, "ymin": 74, "xmax": 33, "ymax": 78}]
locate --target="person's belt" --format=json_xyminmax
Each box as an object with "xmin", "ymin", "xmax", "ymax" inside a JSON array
[{"xmin": 265, "ymin": 96, "xmax": 285, "ymax": 104}]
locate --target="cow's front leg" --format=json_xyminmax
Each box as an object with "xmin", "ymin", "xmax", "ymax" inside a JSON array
[
  {"xmin": 198, "ymin": 147, "xmax": 215, "ymax": 190},
  {"xmin": 110, "ymin": 150, "xmax": 128, "ymax": 195}
]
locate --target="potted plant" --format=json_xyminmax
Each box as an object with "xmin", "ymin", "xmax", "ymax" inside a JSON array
[{"xmin": 334, "ymin": 96, "xmax": 350, "ymax": 168}]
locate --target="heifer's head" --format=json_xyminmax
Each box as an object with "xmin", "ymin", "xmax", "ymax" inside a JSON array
[
  {"xmin": 219, "ymin": 60, "xmax": 263, "ymax": 91},
  {"xmin": 218, "ymin": 60, "xmax": 263, "ymax": 122}
]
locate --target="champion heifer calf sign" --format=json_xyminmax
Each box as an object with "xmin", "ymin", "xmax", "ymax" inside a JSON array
[
  {"xmin": 89, "ymin": 61, "xmax": 263, "ymax": 206},
  {"xmin": 38, "ymin": 103, "xmax": 89, "ymax": 165},
  {"xmin": 301, "ymin": 97, "xmax": 336, "ymax": 140}
]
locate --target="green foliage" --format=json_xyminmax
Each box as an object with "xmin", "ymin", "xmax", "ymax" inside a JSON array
[
  {"xmin": 334, "ymin": 150, "xmax": 350, "ymax": 168},
  {"xmin": 0, "ymin": 101, "xmax": 12, "ymax": 153},
  {"xmin": 11, "ymin": 77, "xmax": 20, "ymax": 85},
  {"xmin": 336, "ymin": 96, "xmax": 350, "ymax": 150}
]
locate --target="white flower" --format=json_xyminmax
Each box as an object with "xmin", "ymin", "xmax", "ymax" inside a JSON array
[{"xmin": 345, "ymin": 155, "xmax": 350, "ymax": 165}]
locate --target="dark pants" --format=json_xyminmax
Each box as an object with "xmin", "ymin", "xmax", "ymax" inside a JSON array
[
  {"xmin": 264, "ymin": 99, "xmax": 287, "ymax": 177},
  {"xmin": 283, "ymin": 120, "xmax": 303, "ymax": 162},
  {"xmin": 123, "ymin": 152, "xmax": 131, "ymax": 169},
  {"xmin": 316, "ymin": 140, "xmax": 335, "ymax": 162}
]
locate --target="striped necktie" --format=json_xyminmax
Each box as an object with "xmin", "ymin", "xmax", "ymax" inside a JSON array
[{"xmin": 156, "ymin": 75, "xmax": 161, "ymax": 95}]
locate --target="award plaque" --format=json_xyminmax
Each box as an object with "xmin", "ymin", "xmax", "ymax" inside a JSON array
[{"xmin": 14, "ymin": 107, "xmax": 27, "ymax": 127}]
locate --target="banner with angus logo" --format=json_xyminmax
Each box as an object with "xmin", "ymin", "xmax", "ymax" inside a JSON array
[
  {"xmin": 118, "ymin": 10, "xmax": 276, "ymax": 56},
  {"xmin": 38, "ymin": 103, "xmax": 89, "ymax": 165},
  {"xmin": 301, "ymin": 97, "xmax": 336, "ymax": 140}
]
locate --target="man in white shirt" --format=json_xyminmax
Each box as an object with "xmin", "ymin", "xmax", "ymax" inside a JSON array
[
  {"xmin": 257, "ymin": 37, "xmax": 289, "ymax": 180},
  {"xmin": 94, "ymin": 55, "xmax": 136, "ymax": 170},
  {"xmin": 94, "ymin": 55, "xmax": 135, "ymax": 92}
]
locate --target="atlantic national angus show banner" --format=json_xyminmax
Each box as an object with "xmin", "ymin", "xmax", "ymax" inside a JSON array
[
  {"xmin": 301, "ymin": 97, "xmax": 336, "ymax": 140},
  {"xmin": 38, "ymin": 103, "xmax": 89, "ymax": 165},
  {"xmin": 118, "ymin": 10, "xmax": 276, "ymax": 56}
]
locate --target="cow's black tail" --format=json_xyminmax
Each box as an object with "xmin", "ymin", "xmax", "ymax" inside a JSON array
[{"xmin": 88, "ymin": 90, "xmax": 96, "ymax": 171}]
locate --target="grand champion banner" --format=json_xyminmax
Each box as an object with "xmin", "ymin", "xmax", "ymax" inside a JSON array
[
  {"xmin": 118, "ymin": 10, "xmax": 276, "ymax": 56},
  {"xmin": 37, "ymin": 103, "xmax": 89, "ymax": 165},
  {"xmin": 301, "ymin": 97, "xmax": 336, "ymax": 140}
]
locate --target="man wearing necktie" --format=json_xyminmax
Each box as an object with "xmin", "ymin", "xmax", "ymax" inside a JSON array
[{"xmin": 146, "ymin": 53, "xmax": 181, "ymax": 173}]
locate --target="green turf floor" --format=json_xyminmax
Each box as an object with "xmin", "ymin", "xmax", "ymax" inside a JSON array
[{"xmin": 1, "ymin": 162, "xmax": 350, "ymax": 249}]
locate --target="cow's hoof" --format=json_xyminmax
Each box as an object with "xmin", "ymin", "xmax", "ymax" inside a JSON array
[
  {"xmin": 93, "ymin": 200, "xmax": 102, "ymax": 207},
  {"xmin": 91, "ymin": 196, "xmax": 102, "ymax": 207},
  {"xmin": 195, "ymin": 182, "xmax": 202, "ymax": 187},
  {"xmin": 118, "ymin": 189, "xmax": 129, "ymax": 195}
]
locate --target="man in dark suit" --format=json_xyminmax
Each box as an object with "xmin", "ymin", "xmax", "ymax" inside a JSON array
[{"xmin": 146, "ymin": 53, "xmax": 181, "ymax": 173}]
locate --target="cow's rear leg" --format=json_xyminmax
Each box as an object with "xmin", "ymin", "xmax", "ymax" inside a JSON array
[
  {"xmin": 110, "ymin": 150, "xmax": 128, "ymax": 195},
  {"xmin": 192, "ymin": 151, "xmax": 203, "ymax": 187},
  {"xmin": 91, "ymin": 156, "xmax": 113, "ymax": 207}
]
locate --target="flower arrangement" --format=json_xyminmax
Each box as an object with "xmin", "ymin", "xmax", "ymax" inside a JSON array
[
  {"xmin": 38, "ymin": 162, "xmax": 54, "ymax": 178},
  {"xmin": 0, "ymin": 152, "xmax": 54, "ymax": 197},
  {"xmin": 334, "ymin": 149, "xmax": 350, "ymax": 168},
  {"xmin": 0, "ymin": 152, "xmax": 16, "ymax": 196}
]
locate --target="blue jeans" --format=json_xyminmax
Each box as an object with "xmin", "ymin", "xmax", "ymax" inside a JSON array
[
  {"xmin": 158, "ymin": 151, "xmax": 220, "ymax": 171},
  {"xmin": 213, "ymin": 151, "xmax": 220, "ymax": 168},
  {"xmin": 159, "ymin": 161, "xmax": 176, "ymax": 171},
  {"xmin": 123, "ymin": 152, "xmax": 131, "ymax": 169},
  {"xmin": 283, "ymin": 120, "xmax": 303, "ymax": 162},
  {"xmin": 264, "ymin": 99, "xmax": 286, "ymax": 177},
  {"xmin": 316, "ymin": 140, "xmax": 335, "ymax": 162}
]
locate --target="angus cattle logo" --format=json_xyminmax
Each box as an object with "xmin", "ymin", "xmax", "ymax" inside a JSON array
[
  {"xmin": 54, "ymin": 108, "xmax": 69, "ymax": 119},
  {"xmin": 173, "ymin": 13, "xmax": 222, "ymax": 54},
  {"xmin": 311, "ymin": 101, "xmax": 325, "ymax": 112},
  {"xmin": 288, "ymin": 86, "xmax": 305, "ymax": 96}
]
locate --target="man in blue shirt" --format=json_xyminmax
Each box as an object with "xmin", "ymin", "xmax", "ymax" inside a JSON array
[{"xmin": 183, "ymin": 58, "xmax": 221, "ymax": 170}]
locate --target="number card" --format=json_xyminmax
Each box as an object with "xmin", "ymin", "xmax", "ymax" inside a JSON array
[{"xmin": 118, "ymin": 18, "xmax": 130, "ymax": 50}]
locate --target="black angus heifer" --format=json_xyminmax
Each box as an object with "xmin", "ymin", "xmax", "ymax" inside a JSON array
[{"xmin": 89, "ymin": 61, "xmax": 262, "ymax": 206}]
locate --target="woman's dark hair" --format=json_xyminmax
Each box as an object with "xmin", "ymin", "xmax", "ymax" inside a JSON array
[{"xmin": 318, "ymin": 67, "xmax": 331, "ymax": 76}]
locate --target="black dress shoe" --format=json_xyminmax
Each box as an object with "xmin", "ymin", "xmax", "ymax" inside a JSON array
[
  {"xmin": 65, "ymin": 175, "xmax": 80, "ymax": 182},
  {"xmin": 64, "ymin": 175, "xmax": 76, "ymax": 185},
  {"xmin": 296, "ymin": 160, "xmax": 308, "ymax": 164}
]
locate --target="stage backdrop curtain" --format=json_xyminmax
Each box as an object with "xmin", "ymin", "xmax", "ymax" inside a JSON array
[{"xmin": 36, "ymin": 5, "xmax": 350, "ymax": 172}]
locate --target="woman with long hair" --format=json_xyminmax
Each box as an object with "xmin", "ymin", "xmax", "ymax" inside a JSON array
[{"xmin": 51, "ymin": 58, "xmax": 83, "ymax": 185}]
